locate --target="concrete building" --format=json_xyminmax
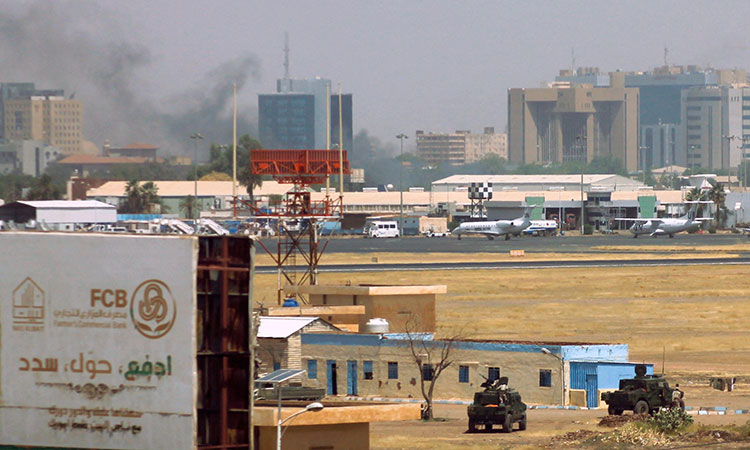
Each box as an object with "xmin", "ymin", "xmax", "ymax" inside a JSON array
[
  {"xmin": 508, "ymin": 83, "xmax": 639, "ymax": 171},
  {"xmin": 3, "ymin": 95, "xmax": 83, "ymax": 155},
  {"xmin": 416, "ymin": 128, "xmax": 507, "ymax": 166},
  {"xmin": 284, "ymin": 284, "xmax": 445, "ymax": 333},
  {"xmin": 432, "ymin": 174, "xmax": 644, "ymax": 192},
  {"xmin": 257, "ymin": 316, "xmax": 341, "ymax": 375},
  {"xmin": 106, "ymin": 142, "xmax": 158, "ymax": 159},
  {"xmin": 259, "ymin": 77, "xmax": 353, "ymax": 153},
  {"xmin": 254, "ymin": 402, "xmax": 419, "ymax": 450},
  {"xmin": 0, "ymin": 82, "xmax": 64, "ymax": 139},
  {"xmin": 0, "ymin": 139, "xmax": 61, "ymax": 176},
  {"xmin": 465, "ymin": 127, "xmax": 508, "ymax": 163},
  {"xmin": 681, "ymin": 85, "xmax": 749, "ymax": 171},
  {"xmin": 556, "ymin": 65, "xmax": 749, "ymax": 170},
  {"xmin": 297, "ymin": 332, "xmax": 649, "ymax": 408},
  {"xmin": 86, "ymin": 180, "xmax": 293, "ymax": 216}
]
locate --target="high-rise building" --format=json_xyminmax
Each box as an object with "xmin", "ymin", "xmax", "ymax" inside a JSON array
[
  {"xmin": 0, "ymin": 83, "xmax": 64, "ymax": 140},
  {"xmin": 556, "ymin": 66, "xmax": 748, "ymax": 170},
  {"xmin": 258, "ymin": 77, "xmax": 353, "ymax": 153},
  {"xmin": 416, "ymin": 128, "xmax": 507, "ymax": 166},
  {"xmin": 3, "ymin": 95, "xmax": 83, "ymax": 155},
  {"xmin": 680, "ymin": 85, "xmax": 749, "ymax": 171},
  {"xmin": 465, "ymin": 127, "xmax": 507, "ymax": 163},
  {"xmin": 508, "ymin": 83, "xmax": 639, "ymax": 171}
]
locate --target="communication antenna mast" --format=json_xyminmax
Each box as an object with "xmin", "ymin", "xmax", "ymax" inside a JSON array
[
  {"xmin": 284, "ymin": 32, "xmax": 290, "ymax": 79},
  {"xmin": 571, "ymin": 48, "xmax": 576, "ymax": 73}
]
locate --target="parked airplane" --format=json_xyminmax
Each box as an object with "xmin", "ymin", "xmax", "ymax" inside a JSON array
[
  {"xmin": 615, "ymin": 202, "xmax": 712, "ymax": 238},
  {"xmin": 452, "ymin": 206, "xmax": 535, "ymax": 241}
]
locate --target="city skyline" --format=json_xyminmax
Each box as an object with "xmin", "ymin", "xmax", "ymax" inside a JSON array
[{"xmin": 2, "ymin": 1, "xmax": 750, "ymax": 155}]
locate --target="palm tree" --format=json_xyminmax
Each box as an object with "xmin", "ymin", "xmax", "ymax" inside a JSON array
[
  {"xmin": 122, "ymin": 179, "xmax": 143, "ymax": 213},
  {"xmin": 26, "ymin": 174, "xmax": 62, "ymax": 200},
  {"xmin": 140, "ymin": 181, "xmax": 161, "ymax": 213},
  {"xmin": 707, "ymin": 182, "xmax": 727, "ymax": 227},
  {"xmin": 180, "ymin": 195, "xmax": 196, "ymax": 219},
  {"xmin": 685, "ymin": 187, "xmax": 705, "ymax": 217}
]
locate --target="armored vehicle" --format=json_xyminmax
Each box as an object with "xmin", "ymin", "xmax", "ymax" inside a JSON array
[
  {"xmin": 467, "ymin": 376, "xmax": 527, "ymax": 433},
  {"xmin": 601, "ymin": 364, "xmax": 683, "ymax": 415}
]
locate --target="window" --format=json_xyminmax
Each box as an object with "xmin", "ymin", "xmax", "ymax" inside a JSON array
[
  {"xmin": 539, "ymin": 369, "xmax": 552, "ymax": 387},
  {"xmin": 422, "ymin": 364, "xmax": 434, "ymax": 381},
  {"xmin": 307, "ymin": 360, "xmax": 317, "ymax": 379},
  {"xmin": 364, "ymin": 361, "xmax": 373, "ymax": 380},
  {"xmin": 388, "ymin": 362, "xmax": 398, "ymax": 379},
  {"xmin": 458, "ymin": 365, "xmax": 469, "ymax": 383},
  {"xmin": 488, "ymin": 367, "xmax": 500, "ymax": 382},
  {"xmin": 273, "ymin": 362, "xmax": 281, "ymax": 371}
]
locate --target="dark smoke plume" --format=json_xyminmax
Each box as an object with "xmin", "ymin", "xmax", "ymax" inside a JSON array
[{"xmin": 0, "ymin": 1, "xmax": 261, "ymax": 158}]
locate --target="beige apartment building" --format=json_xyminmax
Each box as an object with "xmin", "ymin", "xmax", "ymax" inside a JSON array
[
  {"xmin": 4, "ymin": 95, "xmax": 83, "ymax": 155},
  {"xmin": 416, "ymin": 127, "xmax": 507, "ymax": 166},
  {"xmin": 508, "ymin": 82, "xmax": 639, "ymax": 172}
]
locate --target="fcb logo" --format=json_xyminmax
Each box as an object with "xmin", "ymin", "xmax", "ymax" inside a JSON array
[{"xmin": 130, "ymin": 279, "xmax": 177, "ymax": 339}]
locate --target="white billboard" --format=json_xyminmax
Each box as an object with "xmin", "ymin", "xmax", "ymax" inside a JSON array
[{"xmin": 0, "ymin": 232, "xmax": 197, "ymax": 449}]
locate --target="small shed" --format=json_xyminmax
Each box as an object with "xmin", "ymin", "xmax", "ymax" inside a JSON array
[
  {"xmin": 257, "ymin": 316, "xmax": 340, "ymax": 375},
  {"xmin": 0, "ymin": 200, "xmax": 116, "ymax": 230}
]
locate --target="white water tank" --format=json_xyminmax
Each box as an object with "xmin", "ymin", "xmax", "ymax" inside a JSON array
[{"xmin": 364, "ymin": 318, "xmax": 389, "ymax": 334}]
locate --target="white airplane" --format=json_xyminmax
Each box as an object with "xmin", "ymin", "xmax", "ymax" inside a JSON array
[
  {"xmin": 615, "ymin": 203, "xmax": 712, "ymax": 238},
  {"xmin": 452, "ymin": 206, "xmax": 535, "ymax": 241}
]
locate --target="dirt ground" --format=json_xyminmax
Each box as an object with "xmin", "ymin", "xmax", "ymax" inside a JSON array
[
  {"xmin": 254, "ymin": 248, "xmax": 750, "ymax": 447},
  {"xmin": 370, "ymin": 399, "xmax": 750, "ymax": 449}
]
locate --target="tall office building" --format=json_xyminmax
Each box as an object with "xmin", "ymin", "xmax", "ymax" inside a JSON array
[
  {"xmin": 4, "ymin": 95, "xmax": 83, "ymax": 155},
  {"xmin": 556, "ymin": 66, "xmax": 747, "ymax": 170},
  {"xmin": 680, "ymin": 85, "xmax": 749, "ymax": 171},
  {"xmin": 0, "ymin": 83, "xmax": 64, "ymax": 140},
  {"xmin": 258, "ymin": 77, "xmax": 353, "ymax": 153},
  {"xmin": 508, "ymin": 83, "xmax": 639, "ymax": 171}
]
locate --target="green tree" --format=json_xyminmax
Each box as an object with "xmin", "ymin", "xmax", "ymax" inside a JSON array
[
  {"xmin": 179, "ymin": 195, "xmax": 197, "ymax": 219},
  {"xmin": 707, "ymin": 182, "xmax": 727, "ymax": 226},
  {"xmin": 685, "ymin": 187, "xmax": 706, "ymax": 217},
  {"xmin": 0, "ymin": 172, "xmax": 34, "ymax": 202},
  {"xmin": 26, "ymin": 174, "xmax": 63, "ymax": 200},
  {"xmin": 120, "ymin": 179, "xmax": 164, "ymax": 214},
  {"xmin": 208, "ymin": 135, "xmax": 264, "ymax": 204}
]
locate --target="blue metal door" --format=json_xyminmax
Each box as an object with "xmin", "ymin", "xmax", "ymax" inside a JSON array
[
  {"xmin": 347, "ymin": 360, "xmax": 357, "ymax": 395},
  {"xmin": 585, "ymin": 374, "xmax": 598, "ymax": 408},
  {"xmin": 326, "ymin": 360, "xmax": 337, "ymax": 395}
]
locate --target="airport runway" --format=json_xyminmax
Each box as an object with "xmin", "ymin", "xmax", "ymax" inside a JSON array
[{"xmin": 256, "ymin": 233, "xmax": 750, "ymax": 273}]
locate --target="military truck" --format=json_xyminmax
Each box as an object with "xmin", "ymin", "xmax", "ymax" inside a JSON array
[
  {"xmin": 467, "ymin": 376, "xmax": 527, "ymax": 433},
  {"xmin": 601, "ymin": 364, "xmax": 683, "ymax": 415}
]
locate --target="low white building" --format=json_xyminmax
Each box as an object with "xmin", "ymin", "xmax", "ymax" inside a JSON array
[{"xmin": 0, "ymin": 200, "xmax": 116, "ymax": 230}]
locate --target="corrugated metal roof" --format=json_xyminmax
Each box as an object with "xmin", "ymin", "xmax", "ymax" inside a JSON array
[
  {"xmin": 18, "ymin": 200, "xmax": 116, "ymax": 209},
  {"xmin": 432, "ymin": 174, "xmax": 637, "ymax": 185},
  {"xmin": 87, "ymin": 180, "xmax": 292, "ymax": 197},
  {"xmin": 257, "ymin": 316, "xmax": 319, "ymax": 339}
]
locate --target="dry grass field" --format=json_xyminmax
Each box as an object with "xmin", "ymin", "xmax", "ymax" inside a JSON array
[
  {"xmin": 255, "ymin": 264, "xmax": 750, "ymax": 376},
  {"xmin": 254, "ymin": 253, "xmax": 750, "ymax": 448}
]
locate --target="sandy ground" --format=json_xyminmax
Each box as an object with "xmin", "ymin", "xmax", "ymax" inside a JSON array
[{"xmin": 371, "ymin": 395, "xmax": 750, "ymax": 449}]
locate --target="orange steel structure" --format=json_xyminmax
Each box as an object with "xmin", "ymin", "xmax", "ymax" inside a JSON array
[{"xmin": 248, "ymin": 149, "xmax": 351, "ymax": 303}]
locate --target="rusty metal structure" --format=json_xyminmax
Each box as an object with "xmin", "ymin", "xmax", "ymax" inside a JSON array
[
  {"xmin": 197, "ymin": 235, "xmax": 254, "ymax": 449},
  {"xmin": 247, "ymin": 149, "xmax": 351, "ymax": 304}
]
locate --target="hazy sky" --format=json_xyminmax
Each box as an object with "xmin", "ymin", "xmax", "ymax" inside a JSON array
[{"xmin": 3, "ymin": 1, "xmax": 750, "ymax": 154}]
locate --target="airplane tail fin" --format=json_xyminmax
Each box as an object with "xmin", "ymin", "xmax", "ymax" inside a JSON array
[{"xmin": 523, "ymin": 204, "xmax": 540, "ymax": 219}]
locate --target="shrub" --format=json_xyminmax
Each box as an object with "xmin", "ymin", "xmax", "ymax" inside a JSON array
[
  {"xmin": 583, "ymin": 223, "xmax": 594, "ymax": 235},
  {"xmin": 651, "ymin": 407, "xmax": 693, "ymax": 433}
]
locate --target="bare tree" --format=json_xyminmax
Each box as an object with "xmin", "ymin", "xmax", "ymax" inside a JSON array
[{"xmin": 403, "ymin": 315, "xmax": 463, "ymax": 420}]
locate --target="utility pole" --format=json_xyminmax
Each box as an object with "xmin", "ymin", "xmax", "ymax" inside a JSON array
[{"xmin": 396, "ymin": 134, "xmax": 408, "ymax": 236}]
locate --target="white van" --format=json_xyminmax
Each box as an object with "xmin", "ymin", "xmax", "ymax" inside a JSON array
[{"xmin": 364, "ymin": 220, "xmax": 400, "ymax": 238}]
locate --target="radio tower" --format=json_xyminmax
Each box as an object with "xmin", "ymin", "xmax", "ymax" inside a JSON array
[{"xmin": 283, "ymin": 32, "xmax": 290, "ymax": 79}]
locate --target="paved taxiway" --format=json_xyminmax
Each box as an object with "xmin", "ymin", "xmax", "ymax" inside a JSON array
[{"xmin": 256, "ymin": 232, "xmax": 750, "ymax": 273}]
